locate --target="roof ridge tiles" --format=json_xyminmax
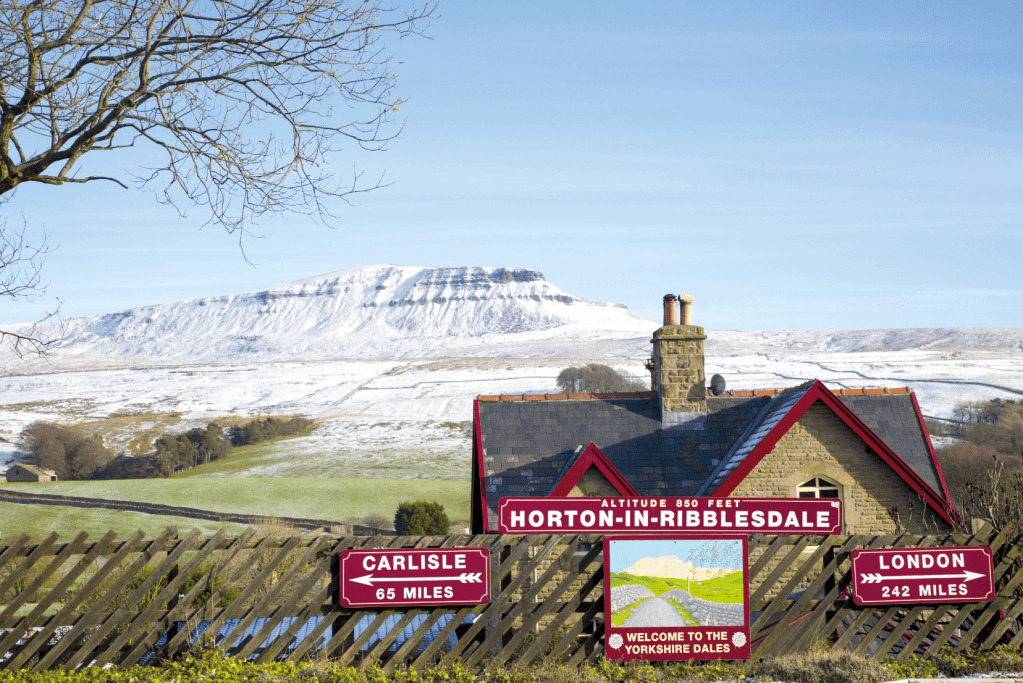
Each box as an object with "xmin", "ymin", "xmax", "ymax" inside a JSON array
[
  {"xmin": 476, "ymin": 391, "xmax": 657, "ymax": 403},
  {"xmin": 718, "ymin": 386, "xmax": 912, "ymax": 397},
  {"xmin": 481, "ymin": 386, "xmax": 912, "ymax": 402}
]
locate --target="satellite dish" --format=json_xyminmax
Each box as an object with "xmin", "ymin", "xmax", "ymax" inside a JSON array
[{"xmin": 710, "ymin": 374, "xmax": 726, "ymax": 396}]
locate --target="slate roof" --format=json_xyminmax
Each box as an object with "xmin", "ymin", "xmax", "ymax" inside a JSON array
[
  {"xmin": 474, "ymin": 384, "xmax": 948, "ymax": 530},
  {"xmin": 697, "ymin": 382, "xmax": 947, "ymax": 500},
  {"xmin": 475, "ymin": 395, "xmax": 768, "ymax": 529},
  {"xmin": 834, "ymin": 393, "xmax": 946, "ymax": 499},
  {"xmin": 699, "ymin": 383, "xmax": 813, "ymax": 495}
]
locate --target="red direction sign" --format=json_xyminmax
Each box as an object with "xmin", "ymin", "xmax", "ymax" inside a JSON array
[
  {"xmin": 338, "ymin": 548, "xmax": 490, "ymax": 608},
  {"xmin": 850, "ymin": 546, "xmax": 994, "ymax": 605}
]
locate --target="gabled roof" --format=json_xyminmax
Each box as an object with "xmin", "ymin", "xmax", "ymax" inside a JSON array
[
  {"xmin": 9, "ymin": 464, "xmax": 56, "ymax": 476},
  {"xmin": 545, "ymin": 442, "xmax": 638, "ymax": 497},
  {"xmin": 473, "ymin": 382, "xmax": 954, "ymax": 532},
  {"xmin": 700, "ymin": 380, "xmax": 954, "ymax": 526}
]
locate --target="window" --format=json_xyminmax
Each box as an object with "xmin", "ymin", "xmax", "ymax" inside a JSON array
[{"xmin": 797, "ymin": 477, "xmax": 840, "ymax": 499}]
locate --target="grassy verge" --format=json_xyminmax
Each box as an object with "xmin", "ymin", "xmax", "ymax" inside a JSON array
[
  {"xmin": 1, "ymin": 478, "xmax": 470, "ymax": 525},
  {"xmin": 0, "ymin": 645, "xmax": 1021, "ymax": 683},
  {"xmin": 610, "ymin": 597, "xmax": 649, "ymax": 627}
]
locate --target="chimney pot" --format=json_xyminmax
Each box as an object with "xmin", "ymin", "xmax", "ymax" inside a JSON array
[
  {"xmin": 662, "ymin": 294, "xmax": 679, "ymax": 326},
  {"xmin": 678, "ymin": 295, "xmax": 694, "ymax": 326}
]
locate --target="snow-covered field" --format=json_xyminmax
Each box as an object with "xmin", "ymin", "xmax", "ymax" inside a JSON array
[{"xmin": 1, "ymin": 265, "xmax": 1021, "ymax": 479}]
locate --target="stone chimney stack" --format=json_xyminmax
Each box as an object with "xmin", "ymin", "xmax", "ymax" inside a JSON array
[{"xmin": 650, "ymin": 293, "xmax": 707, "ymax": 425}]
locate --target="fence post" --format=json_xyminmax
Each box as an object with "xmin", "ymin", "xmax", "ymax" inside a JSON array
[{"xmin": 165, "ymin": 528, "xmax": 181, "ymax": 648}]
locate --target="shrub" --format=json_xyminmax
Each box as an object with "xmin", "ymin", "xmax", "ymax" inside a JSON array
[
  {"xmin": 936, "ymin": 441, "xmax": 1023, "ymax": 531},
  {"xmin": 394, "ymin": 501, "xmax": 449, "ymax": 535},
  {"xmin": 363, "ymin": 512, "xmax": 391, "ymax": 532}
]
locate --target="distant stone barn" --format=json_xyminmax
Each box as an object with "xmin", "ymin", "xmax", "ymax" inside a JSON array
[
  {"xmin": 471, "ymin": 295, "xmax": 955, "ymax": 535},
  {"xmin": 5, "ymin": 464, "xmax": 58, "ymax": 482}
]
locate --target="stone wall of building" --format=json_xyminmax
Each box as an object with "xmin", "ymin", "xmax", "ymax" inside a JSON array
[{"xmin": 731, "ymin": 403, "xmax": 950, "ymax": 535}]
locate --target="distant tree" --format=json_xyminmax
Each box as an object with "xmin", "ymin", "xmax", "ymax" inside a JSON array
[
  {"xmin": 394, "ymin": 501, "xmax": 449, "ymax": 535},
  {"xmin": 95, "ymin": 454, "xmax": 163, "ymax": 480},
  {"xmin": 556, "ymin": 364, "xmax": 647, "ymax": 394},
  {"xmin": 153, "ymin": 434, "xmax": 196, "ymax": 476},
  {"xmin": 22, "ymin": 421, "xmax": 113, "ymax": 479},
  {"xmin": 185, "ymin": 423, "xmax": 232, "ymax": 466},
  {"xmin": 66, "ymin": 440, "xmax": 114, "ymax": 480},
  {"xmin": 948, "ymin": 398, "xmax": 1023, "ymax": 458},
  {"xmin": 230, "ymin": 416, "xmax": 314, "ymax": 446}
]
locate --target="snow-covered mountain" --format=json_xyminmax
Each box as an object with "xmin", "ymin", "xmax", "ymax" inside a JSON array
[
  {"xmin": 37, "ymin": 265, "xmax": 658, "ymax": 362},
  {"xmin": 9, "ymin": 264, "xmax": 1023, "ymax": 367},
  {"xmin": 622, "ymin": 556, "xmax": 726, "ymax": 581}
]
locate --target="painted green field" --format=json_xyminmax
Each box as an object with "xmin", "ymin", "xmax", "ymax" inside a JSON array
[
  {"xmin": 609, "ymin": 572, "xmax": 679, "ymax": 596},
  {"xmin": 689, "ymin": 571, "xmax": 745, "ymax": 603},
  {"xmin": 610, "ymin": 571, "xmax": 744, "ymax": 604},
  {"xmin": 0, "ymin": 501, "xmax": 249, "ymax": 540},
  {"xmin": 1, "ymin": 478, "xmax": 471, "ymax": 527}
]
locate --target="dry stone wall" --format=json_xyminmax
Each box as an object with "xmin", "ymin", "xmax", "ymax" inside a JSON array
[
  {"xmin": 609, "ymin": 584, "xmax": 655, "ymax": 612},
  {"xmin": 660, "ymin": 589, "xmax": 743, "ymax": 626}
]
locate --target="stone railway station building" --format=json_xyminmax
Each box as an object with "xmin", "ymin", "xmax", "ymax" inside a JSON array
[{"xmin": 471, "ymin": 295, "xmax": 955, "ymax": 535}]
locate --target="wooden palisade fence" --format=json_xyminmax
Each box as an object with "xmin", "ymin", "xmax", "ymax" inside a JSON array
[{"xmin": 0, "ymin": 525, "xmax": 1020, "ymax": 671}]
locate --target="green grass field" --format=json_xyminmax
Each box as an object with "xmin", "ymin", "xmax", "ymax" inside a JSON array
[
  {"xmin": 1, "ymin": 478, "xmax": 471, "ymax": 529},
  {"xmin": 0, "ymin": 501, "xmax": 249, "ymax": 539},
  {"xmin": 166, "ymin": 436, "xmax": 314, "ymax": 478}
]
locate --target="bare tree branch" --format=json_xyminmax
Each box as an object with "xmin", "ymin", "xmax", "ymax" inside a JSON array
[
  {"xmin": 0, "ymin": 216, "xmax": 71, "ymax": 360},
  {"xmin": 0, "ymin": 0, "xmax": 435, "ymax": 236}
]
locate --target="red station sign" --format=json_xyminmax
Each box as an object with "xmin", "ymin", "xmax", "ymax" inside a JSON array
[
  {"xmin": 498, "ymin": 497, "xmax": 842, "ymax": 535},
  {"xmin": 338, "ymin": 548, "xmax": 491, "ymax": 608},
  {"xmin": 850, "ymin": 546, "xmax": 995, "ymax": 605}
]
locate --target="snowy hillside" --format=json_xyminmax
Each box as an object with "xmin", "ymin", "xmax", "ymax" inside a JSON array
[
  {"xmin": 709, "ymin": 328, "xmax": 1023, "ymax": 356},
  {"xmin": 24, "ymin": 265, "xmax": 658, "ymax": 364},
  {"xmin": 0, "ymin": 264, "xmax": 1021, "ymax": 475}
]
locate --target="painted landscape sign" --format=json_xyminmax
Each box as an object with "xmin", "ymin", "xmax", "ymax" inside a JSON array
[
  {"xmin": 498, "ymin": 497, "xmax": 841, "ymax": 535},
  {"xmin": 850, "ymin": 546, "xmax": 995, "ymax": 605},
  {"xmin": 338, "ymin": 548, "xmax": 491, "ymax": 608},
  {"xmin": 604, "ymin": 535, "xmax": 751, "ymax": 662}
]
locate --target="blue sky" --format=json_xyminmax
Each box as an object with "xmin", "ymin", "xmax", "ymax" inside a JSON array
[
  {"xmin": 609, "ymin": 539, "xmax": 744, "ymax": 574},
  {"xmin": 4, "ymin": 2, "xmax": 1021, "ymax": 330}
]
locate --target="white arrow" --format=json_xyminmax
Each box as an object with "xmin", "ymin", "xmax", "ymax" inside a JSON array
[
  {"xmin": 859, "ymin": 570, "xmax": 985, "ymax": 584},
  {"xmin": 351, "ymin": 572, "xmax": 483, "ymax": 587}
]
